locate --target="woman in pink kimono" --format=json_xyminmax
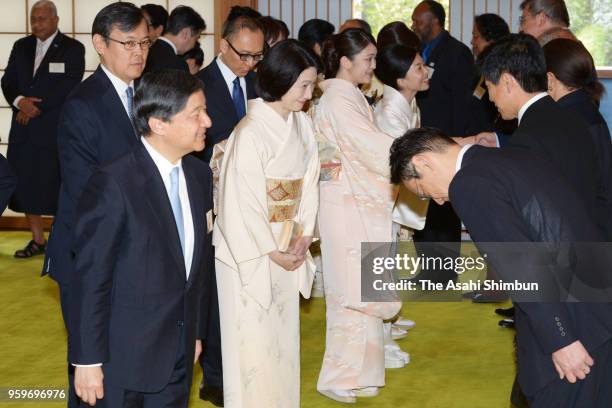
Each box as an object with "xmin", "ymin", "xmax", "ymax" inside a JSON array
[
  {"xmin": 315, "ymin": 29, "xmax": 402, "ymax": 403},
  {"xmin": 213, "ymin": 40, "xmax": 321, "ymax": 408}
]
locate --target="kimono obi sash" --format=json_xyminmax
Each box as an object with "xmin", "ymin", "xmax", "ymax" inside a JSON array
[{"xmin": 266, "ymin": 178, "xmax": 303, "ymax": 222}]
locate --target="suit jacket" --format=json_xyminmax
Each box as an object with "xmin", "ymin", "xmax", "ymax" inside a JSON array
[
  {"xmin": 195, "ymin": 58, "xmax": 257, "ymax": 162},
  {"xmin": 68, "ymin": 143, "xmax": 214, "ymax": 393},
  {"xmin": 415, "ymin": 31, "xmax": 476, "ymax": 137},
  {"xmin": 556, "ymin": 89, "xmax": 612, "ymax": 240},
  {"xmin": 0, "ymin": 153, "xmax": 16, "ymax": 213},
  {"xmin": 504, "ymin": 95, "xmax": 600, "ymax": 230},
  {"xmin": 450, "ymin": 145, "xmax": 612, "ymax": 397},
  {"xmin": 1, "ymin": 32, "xmax": 85, "ymax": 148},
  {"xmin": 43, "ymin": 66, "xmax": 139, "ymax": 284},
  {"xmin": 143, "ymin": 39, "xmax": 189, "ymax": 74}
]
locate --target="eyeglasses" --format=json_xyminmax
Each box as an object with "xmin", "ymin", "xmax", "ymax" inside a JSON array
[
  {"xmin": 226, "ymin": 40, "xmax": 264, "ymax": 63},
  {"xmin": 414, "ymin": 178, "xmax": 430, "ymax": 201},
  {"xmin": 105, "ymin": 36, "xmax": 152, "ymax": 51}
]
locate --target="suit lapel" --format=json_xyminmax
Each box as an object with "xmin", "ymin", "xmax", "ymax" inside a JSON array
[
  {"xmin": 25, "ymin": 36, "xmax": 37, "ymax": 81},
  {"xmin": 32, "ymin": 32, "xmax": 63, "ymax": 82},
  {"xmin": 136, "ymin": 145, "xmax": 187, "ymax": 280},
  {"xmin": 97, "ymin": 66, "xmax": 138, "ymax": 141},
  {"xmin": 209, "ymin": 60, "xmax": 239, "ymax": 122},
  {"xmin": 183, "ymin": 160, "xmax": 204, "ymax": 287}
]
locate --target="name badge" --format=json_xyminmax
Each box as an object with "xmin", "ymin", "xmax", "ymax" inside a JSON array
[
  {"xmin": 49, "ymin": 62, "xmax": 65, "ymax": 73},
  {"xmin": 426, "ymin": 65, "xmax": 435, "ymax": 80},
  {"xmin": 473, "ymin": 86, "xmax": 486, "ymax": 100},
  {"xmin": 206, "ymin": 210, "xmax": 213, "ymax": 233}
]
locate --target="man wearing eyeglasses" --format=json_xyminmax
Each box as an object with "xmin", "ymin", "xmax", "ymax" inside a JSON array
[
  {"xmin": 144, "ymin": 5, "xmax": 206, "ymax": 74},
  {"xmin": 518, "ymin": 0, "xmax": 575, "ymax": 45},
  {"xmin": 194, "ymin": 10, "xmax": 264, "ymax": 408},
  {"xmin": 43, "ymin": 3, "xmax": 148, "ymax": 405}
]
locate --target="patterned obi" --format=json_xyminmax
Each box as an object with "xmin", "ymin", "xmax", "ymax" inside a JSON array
[{"xmin": 266, "ymin": 178, "xmax": 303, "ymax": 222}]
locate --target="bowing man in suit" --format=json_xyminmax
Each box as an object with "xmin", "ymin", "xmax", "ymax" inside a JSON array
[
  {"xmin": 389, "ymin": 128, "xmax": 612, "ymax": 407},
  {"xmin": 196, "ymin": 12, "xmax": 263, "ymax": 163},
  {"xmin": 1, "ymin": 0, "xmax": 84, "ymax": 258},
  {"xmin": 70, "ymin": 69, "xmax": 214, "ymax": 408},
  {"xmin": 42, "ymin": 4, "xmax": 149, "ymax": 405},
  {"xmin": 143, "ymin": 5, "xmax": 205, "ymax": 74}
]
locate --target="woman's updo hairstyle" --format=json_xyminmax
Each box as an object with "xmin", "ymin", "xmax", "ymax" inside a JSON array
[
  {"xmin": 375, "ymin": 44, "xmax": 419, "ymax": 90},
  {"xmin": 322, "ymin": 28, "xmax": 376, "ymax": 78}
]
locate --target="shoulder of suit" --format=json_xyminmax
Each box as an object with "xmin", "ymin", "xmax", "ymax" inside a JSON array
[
  {"xmin": 64, "ymin": 71, "xmax": 108, "ymax": 106},
  {"xmin": 57, "ymin": 33, "xmax": 85, "ymax": 50}
]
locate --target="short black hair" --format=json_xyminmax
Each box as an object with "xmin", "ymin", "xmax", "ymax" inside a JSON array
[
  {"xmin": 222, "ymin": 15, "xmax": 264, "ymax": 40},
  {"xmin": 164, "ymin": 5, "xmax": 206, "ymax": 36},
  {"xmin": 423, "ymin": 0, "xmax": 446, "ymax": 28},
  {"xmin": 298, "ymin": 19, "xmax": 335, "ymax": 51},
  {"xmin": 377, "ymin": 21, "xmax": 420, "ymax": 50},
  {"xmin": 182, "ymin": 42, "xmax": 204, "ymax": 67},
  {"xmin": 255, "ymin": 39, "xmax": 322, "ymax": 102},
  {"xmin": 389, "ymin": 127, "xmax": 456, "ymax": 184},
  {"xmin": 322, "ymin": 28, "xmax": 376, "ymax": 78},
  {"xmin": 227, "ymin": 6, "xmax": 262, "ymax": 21},
  {"xmin": 375, "ymin": 44, "xmax": 419, "ymax": 90},
  {"xmin": 134, "ymin": 70, "xmax": 204, "ymax": 137},
  {"xmin": 474, "ymin": 13, "xmax": 510, "ymax": 43},
  {"xmin": 141, "ymin": 4, "xmax": 168, "ymax": 30},
  {"xmin": 92, "ymin": 2, "xmax": 145, "ymax": 44},
  {"xmin": 259, "ymin": 16, "xmax": 285, "ymax": 45},
  {"xmin": 480, "ymin": 33, "xmax": 547, "ymax": 93}
]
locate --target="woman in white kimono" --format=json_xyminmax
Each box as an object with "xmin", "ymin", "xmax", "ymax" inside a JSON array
[
  {"xmin": 315, "ymin": 29, "xmax": 402, "ymax": 403},
  {"xmin": 213, "ymin": 40, "xmax": 321, "ymax": 408},
  {"xmin": 373, "ymin": 44, "xmax": 431, "ymax": 367}
]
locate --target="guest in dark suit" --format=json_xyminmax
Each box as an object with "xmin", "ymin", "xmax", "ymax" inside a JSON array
[
  {"xmin": 1, "ymin": 0, "xmax": 84, "ymax": 258},
  {"xmin": 390, "ymin": 128, "xmax": 612, "ymax": 408},
  {"xmin": 143, "ymin": 5, "xmax": 205, "ymax": 74},
  {"xmin": 544, "ymin": 38, "xmax": 612, "ymax": 240},
  {"xmin": 42, "ymin": 4, "xmax": 149, "ymax": 406},
  {"xmin": 141, "ymin": 3, "xmax": 168, "ymax": 43},
  {"xmin": 0, "ymin": 154, "xmax": 16, "ymax": 213},
  {"xmin": 70, "ymin": 69, "xmax": 214, "ymax": 408},
  {"xmin": 194, "ymin": 12, "xmax": 263, "ymax": 407},
  {"xmin": 410, "ymin": 0, "xmax": 476, "ymax": 283}
]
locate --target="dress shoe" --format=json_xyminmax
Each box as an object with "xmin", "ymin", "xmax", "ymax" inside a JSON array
[
  {"xmin": 498, "ymin": 318, "xmax": 515, "ymax": 329},
  {"xmin": 319, "ymin": 389, "xmax": 356, "ymax": 403},
  {"xmin": 14, "ymin": 240, "xmax": 45, "ymax": 258},
  {"xmin": 392, "ymin": 317, "xmax": 416, "ymax": 330},
  {"xmin": 391, "ymin": 326, "xmax": 408, "ymax": 340},
  {"xmin": 495, "ymin": 307, "xmax": 515, "ymax": 317},
  {"xmin": 352, "ymin": 387, "xmax": 379, "ymax": 398},
  {"xmin": 199, "ymin": 384, "xmax": 224, "ymax": 407},
  {"xmin": 472, "ymin": 292, "xmax": 508, "ymax": 303}
]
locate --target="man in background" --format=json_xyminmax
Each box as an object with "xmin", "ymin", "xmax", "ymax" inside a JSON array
[
  {"xmin": 1, "ymin": 0, "xmax": 84, "ymax": 258},
  {"xmin": 518, "ymin": 0, "xmax": 576, "ymax": 45}
]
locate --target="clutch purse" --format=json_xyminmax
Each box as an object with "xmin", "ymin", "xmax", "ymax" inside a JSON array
[{"xmin": 277, "ymin": 220, "xmax": 303, "ymax": 252}]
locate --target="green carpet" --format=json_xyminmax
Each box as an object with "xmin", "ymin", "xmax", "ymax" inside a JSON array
[{"xmin": 0, "ymin": 231, "xmax": 516, "ymax": 407}]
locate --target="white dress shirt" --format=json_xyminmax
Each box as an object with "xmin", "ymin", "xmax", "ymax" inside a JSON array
[
  {"xmin": 455, "ymin": 144, "xmax": 473, "ymax": 173},
  {"xmin": 100, "ymin": 64, "xmax": 135, "ymax": 118},
  {"xmin": 142, "ymin": 137, "xmax": 195, "ymax": 277},
  {"xmin": 216, "ymin": 56, "xmax": 248, "ymax": 110},
  {"xmin": 158, "ymin": 36, "xmax": 178, "ymax": 54},
  {"xmin": 13, "ymin": 30, "xmax": 59, "ymax": 109}
]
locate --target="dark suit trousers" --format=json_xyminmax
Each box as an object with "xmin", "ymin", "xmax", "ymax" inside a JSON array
[
  {"xmin": 80, "ymin": 328, "xmax": 189, "ymax": 408},
  {"xmin": 527, "ymin": 340, "xmax": 612, "ymax": 408},
  {"xmin": 413, "ymin": 202, "xmax": 461, "ymax": 284},
  {"xmin": 199, "ymin": 255, "xmax": 223, "ymax": 388}
]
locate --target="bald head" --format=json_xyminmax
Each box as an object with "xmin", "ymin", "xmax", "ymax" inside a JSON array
[{"xmin": 31, "ymin": 0, "xmax": 59, "ymax": 41}]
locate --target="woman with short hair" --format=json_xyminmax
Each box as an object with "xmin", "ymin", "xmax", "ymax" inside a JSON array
[{"xmin": 213, "ymin": 40, "xmax": 321, "ymax": 407}]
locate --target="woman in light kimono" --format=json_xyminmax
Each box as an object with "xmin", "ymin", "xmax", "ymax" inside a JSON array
[
  {"xmin": 315, "ymin": 29, "xmax": 402, "ymax": 403},
  {"xmin": 213, "ymin": 40, "xmax": 321, "ymax": 408},
  {"xmin": 373, "ymin": 43, "xmax": 431, "ymax": 368}
]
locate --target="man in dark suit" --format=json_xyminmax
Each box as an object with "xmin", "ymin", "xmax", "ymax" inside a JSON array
[
  {"xmin": 42, "ymin": 3, "xmax": 149, "ymax": 406},
  {"xmin": 70, "ymin": 69, "xmax": 214, "ymax": 408},
  {"xmin": 194, "ymin": 13, "xmax": 263, "ymax": 406},
  {"xmin": 196, "ymin": 14, "xmax": 262, "ymax": 163},
  {"xmin": 1, "ymin": 0, "xmax": 84, "ymax": 258},
  {"xmin": 0, "ymin": 154, "xmax": 16, "ymax": 213},
  {"xmin": 389, "ymin": 128, "xmax": 612, "ymax": 407},
  {"xmin": 143, "ymin": 5, "xmax": 205, "ymax": 74},
  {"xmin": 410, "ymin": 0, "xmax": 477, "ymax": 284}
]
